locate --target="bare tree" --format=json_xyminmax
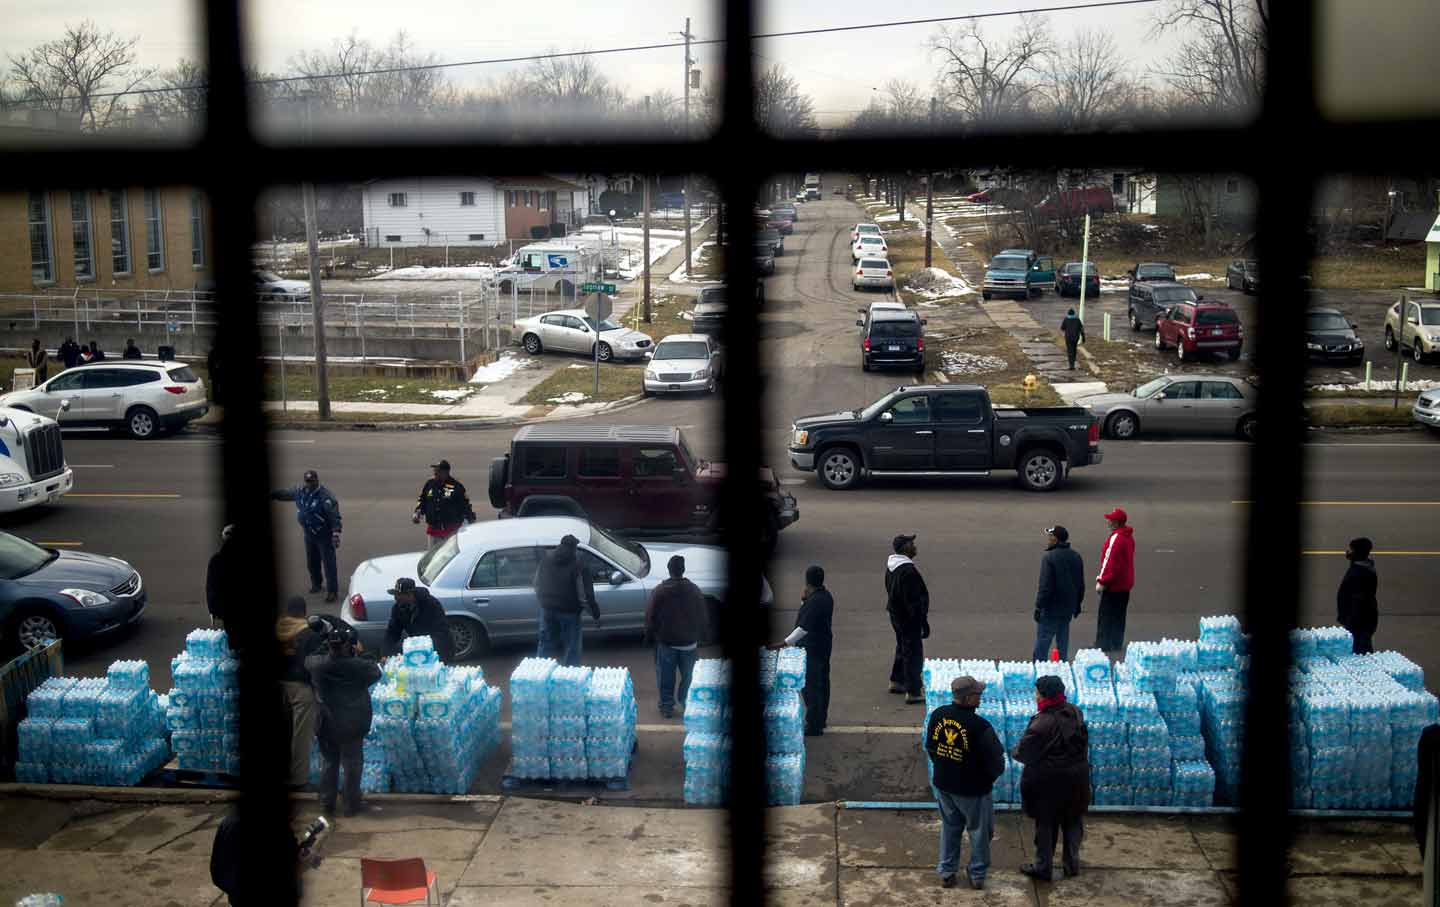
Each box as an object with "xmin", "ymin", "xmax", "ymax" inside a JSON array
[
  {"xmin": 754, "ymin": 64, "xmax": 817, "ymax": 137},
  {"xmin": 1151, "ymin": 0, "xmax": 1268, "ymax": 113},
  {"xmin": 929, "ymin": 16, "xmax": 1052, "ymax": 126},
  {"xmin": 6, "ymin": 21, "xmax": 156, "ymax": 130},
  {"xmin": 287, "ymin": 31, "xmax": 455, "ymax": 123},
  {"xmin": 519, "ymin": 52, "xmax": 623, "ymax": 114},
  {"xmin": 883, "ymin": 79, "xmax": 928, "ymax": 123},
  {"xmin": 1043, "ymin": 30, "xmax": 1135, "ymax": 131}
]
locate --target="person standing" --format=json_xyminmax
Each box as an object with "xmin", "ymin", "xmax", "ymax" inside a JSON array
[
  {"xmin": 384, "ymin": 577, "xmax": 455, "ymax": 663},
  {"xmin": 886, "ymin": 534, "xmax": 929, "ymax": 705},
  {"xmin": 306, "ymin": 621, "xmax": 381, "ymax": 818},
  {"xmin": 926, "ymin": 675, "xmax": 1005, "ymax": 890},
  {"xmin": 1337, "ymin": 537, "xmax": 1379, "ymax": 654},
  {"xmin": 532, "ymin": 535, "xmax": 600, "ymax": 666},
  {"xmin": 1094, "ymin": 508, "xmax": 1136, "ymax": 655},
  {"xmin": 277, "ymin": 595, "xmax": 324, "ymax": 788},
  {"xmin": 206, "ymin": 525, "xmax": 237, "ymax": 630},
  {"xmin": 1034, "ymin": 526, "xmax": 1085, "ymax": 662},
  {"xmin": 26, "ymin": 339, "xmax": 48, "ymax": 383},
  {"xmin": 411, "ymin": 459, "xmax": 477, "ymax": 550},
  {"xmin": 270, "ymin": 470, "xmax": 343, "ymax": 602},
  {"xmin": 772, "ymin": 565, "xmax": 834, "ymax": 736},
  {"xmin": 87, "ymin": 341, "xmax": 105, "ymax": 362},
  {"xmin": 644, "ymin": 555, "xmax": 705, "ymax": 718},
  {"xmin": 58, "ymin": 337, "xmax": 81, "ymax": 371},
  {"xmin": 122, "ymin": 338, "xmax": 143, "ymax": 359},
  {"xmin": 1060, "ymin": 308, "xmax": 1086, "ymax": 371},
  {"xmin": 1415, "ymin": 723, "xmax": 1440, "ymax": 862},
  {"xmin": 1015, "ymin": 674, "xmax": 1091, "ymax": 883}
]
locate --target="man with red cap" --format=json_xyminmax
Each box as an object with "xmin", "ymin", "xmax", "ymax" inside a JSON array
[{"xmin": 1094, "ymin": 508, "xmax": 1135, "ymax": 655}]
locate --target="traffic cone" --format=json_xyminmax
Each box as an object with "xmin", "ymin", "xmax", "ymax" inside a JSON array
[{"xmin": 1049, "ymin": 643, "xmax": 1061, "ymax": 662}]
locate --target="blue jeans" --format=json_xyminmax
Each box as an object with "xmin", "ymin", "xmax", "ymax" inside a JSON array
[
  {"xmin": 934, "ymin": 787, "xmax": 994, "ymax": 882},
  {"xmin": 538, "ymin": 611, "xmax": 583, "ymax": 666},
  {"xmin": 655, "ymin": 644, "xmax": 698, "ymax": 714},
  {"xmin": 303, "ymin": 532, "xmax": 338, "ymax": 596},
  {"xmin": 1033, "ymin": 616, "xmax": 1072, "ymax": 663}
]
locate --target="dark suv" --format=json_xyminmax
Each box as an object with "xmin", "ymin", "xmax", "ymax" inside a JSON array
[
  {"xmin": 1128, "ymin": 262, "xmax": 1177, "ymax": 285},
  {"xmin": 857, "ymin": 308, "xmax": 926, "ymax": 374},
  {"xmin": 1129, "ymin": 281, "xmax": 1201, "ymax": 331}
]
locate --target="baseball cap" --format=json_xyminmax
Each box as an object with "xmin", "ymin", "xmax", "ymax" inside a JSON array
[
  {"xmin": 1104, "ymin": 507, "xmax": 1128, "ymax": 523},
  {"xmin": 1036, "ymin": 675, "xmax": 1066, "ymax": 698},
  {"xmin": 431, "ymin": 459, "xmax": 452, "ymax": 471},
  {"xmin": 303, "ymin": 469, "xmax": 319, "ymax": 482},
  {"xmin": 805, "ymin": 565, "xmax": 825, "ymax": 587},
  {"xmin": 951, "ymin": 675, "xmax": 986, "ymax": 699},
  {"xmin": 1046, "ymin": 525, "xmax": 1069, "ymax": 543},
  {"xmin": 892, "ymin": 533, "xmax": 916, "ymax": 553},
  {"xmin": 387, "ymin": 577, "xmax": 417, "ymax": 595}
]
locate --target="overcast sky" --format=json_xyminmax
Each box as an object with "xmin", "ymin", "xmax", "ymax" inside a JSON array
[{"xmin": 3, "ymin": 0, "xmax": 1187, "ymax": 127}]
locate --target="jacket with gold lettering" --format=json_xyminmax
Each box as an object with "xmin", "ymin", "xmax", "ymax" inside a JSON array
[{"xmin": 925, "ymin": 703, "xmax": 1005, "ymax": 796}]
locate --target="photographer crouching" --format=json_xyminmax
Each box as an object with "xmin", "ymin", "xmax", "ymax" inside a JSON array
[
  {"xmin": 306, "ymin": 618, "xmax": 382, "ymax": 817},
  {"xmin": 211, "ymin": 811, "xmax": 329, "ymax": 906}
]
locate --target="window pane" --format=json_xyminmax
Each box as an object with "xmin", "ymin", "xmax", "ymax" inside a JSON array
[
  {"xmin": 144, "ymin": 188, "xmax": 164, "ymax": 270},
  {"xmin": 110, "ymin": 189, "xmax": 131, "ymax": 274},
  {"xmin": 579, "ymin": 447, "xmax": 621, "ymax": 477},
  {"xmin": 71, "ymin": 192, "xmax": 93, "ymax": 278},
  {"xmin": 28, "ymin": 190, "xmax": 53, "ymax": 283},
  {"xmin": 522, "ymin": 447, "xmax": 567, "ymax": 479},
  {"xmin": 191, "ymin": 191, "xmax": 206, "ymax": 266}
]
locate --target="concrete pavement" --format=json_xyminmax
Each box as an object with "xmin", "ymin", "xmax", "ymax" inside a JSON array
[{"xmin": 0, "ymin": 793, "xmax": 1422, "ymax": 905}]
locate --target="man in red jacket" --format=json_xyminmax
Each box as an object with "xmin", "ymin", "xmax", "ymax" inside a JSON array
[{"xmin": 1094, "ymin": 508, "xmax": 1135, "ymax": 655}]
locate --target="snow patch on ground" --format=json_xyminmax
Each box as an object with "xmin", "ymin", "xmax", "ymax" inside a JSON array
[
  {"xmin": 428, "ymin": 388, "xmax": 474, "ymax": 402},
  {"xmin": 365, "ymin": 265, "xmax": 496, "ymax": 281},
  {"xmin": 547, "ymin": 391, "xmax": 590, "ymax": 404},
  {"xmin": 1310, "ymin": 379, "xmax": 1440, "ymax": 392},
  {"xmin": 942, "ymin": 351, "xmax": 1008, "ymax": 375},
  {"xmin": 1177, "ymin": 273, "xmax": 1216, "ymax": 281},
  {"xmin": 667, "ymin": 241, "xmax": 716, "ymax": 283},
  {"xmin": 906, "ymin": 267, "xmax": 975, "ymax": 300},
  {"xmin": 468, "ymin": 352, "xmax": 532, "ymax": 385}
]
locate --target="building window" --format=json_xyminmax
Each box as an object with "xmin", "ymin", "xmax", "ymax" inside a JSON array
[
  {"xmin": 143, "ymin": 188, "xmax": 164, "ymax": 271},
  {"xmin": 28, "ymin": 190, "xmax": 53, "ymax": 283},
  {"xmin": 385, "ymin": 234, "xmax": 402, "ymax": 242},
  {"xmin": 190, "ymin": 191, "xmax": 206, "ymax": 267},
  {"xmin": 459, "ymin": 191, "xmax": 476, "ymax": 206},
  {"xmin": 505, "ymin": 190, "xmax": 514, "ymax": 207},
  {"xmin": 110, "ymin": 189, "xmax": 130, "ymax": 274},
  {"xmin": 468, "ymin": 233, "xmax": 485, "ymax": 241},
  {"xmin": 523, "ymin": 191, "xmax": 532, "ymax": 207},
  {"xmin": 1226, "ymin": 177, "xmax": 1241, "ymax": 195},
  {"xmin": 70, "ymin": 191, "xmax": 94, "ymax": 280},
  {"xmin": 388, "ymin": 192, "xmax": 407, "ymax": 207}
]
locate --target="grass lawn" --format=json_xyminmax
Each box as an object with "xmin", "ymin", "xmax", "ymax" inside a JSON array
[
  {"xmin": 1306, "ymin": 401, "xmax": 1418, "ymax": 427},
  {"xmin": 262, "ymin": 371, "xmax": 474, "ymax": 405},
  {"xmin": 930, "ymin": 325, "xmax": 1063, "ymax": 407},
  {"xmin": 521, "ymin": 361, "xmax": 645, "ymax": 405},
  {"xmin": 877, "ymin": 220, "xmax": 966, "ymax": 307},
  {"xmin": 263, "ymin": 410, "xmax": 479, "ymax": 424},
  {"xmin": 1308, "ymin": 245, "xmax": 1427, "ymax": 289}
]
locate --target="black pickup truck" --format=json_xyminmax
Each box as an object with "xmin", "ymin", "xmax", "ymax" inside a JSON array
[{"xmin": 787, "ymin": 384, "xmax": 1102, "ymax": 492}]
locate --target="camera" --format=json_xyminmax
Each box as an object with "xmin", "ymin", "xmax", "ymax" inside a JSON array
[
  {"xmin": 309, "ymin": 615, "xmax": 357, "ymax": 650},
  {"xmin": 297, "ymin": 815, "xmax": 329, "ymax": 868}
]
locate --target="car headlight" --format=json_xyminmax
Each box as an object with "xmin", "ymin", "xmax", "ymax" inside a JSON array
[
  {"xmin": 792, "ymin": 429, "xmax": 809, "ymax": 447},
  {"xmin": 1429, "ymin": 333, "xmax": 1440, "ymax": 343},
  {"xmin": 693, "ymin": 368, "xmax": 709, "ymax": 380},
  {"xmin": 644, "ymin": 369, "xmax": 657, "ymax": 379},
  {"xmin": 1306, "ymin": 343, "xmax": 1322, "ymax": 350},
  {"xmin": 0, "ymin": 473, "xmax": 28, "ymax": 487},
  {"xmin": 60, "ymin": 588, "xmax": 110, "ymax": 608}
]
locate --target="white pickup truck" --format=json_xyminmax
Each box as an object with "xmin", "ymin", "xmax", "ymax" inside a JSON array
[{"xmin": 0, "ymin": 405, "xmax": 74, "ymax": 512}]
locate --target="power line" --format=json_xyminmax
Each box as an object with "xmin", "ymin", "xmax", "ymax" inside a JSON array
[{"xmin": 16, "ymin": 0, "xmax": 1165, "ymax": 105}]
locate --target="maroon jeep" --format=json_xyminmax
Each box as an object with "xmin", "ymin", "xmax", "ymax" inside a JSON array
[{"xmin": 488, "ymin": 424, "xmax": 799, "ymax": 553}]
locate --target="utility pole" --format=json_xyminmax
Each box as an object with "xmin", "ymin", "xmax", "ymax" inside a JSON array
[
  {"xmin": 642, "ymin": 175, "xmax": 652, "ymax": 322},
  {"xmin": 301, "ymin": 94, "xmax": 331, "ymax": 420},
  {"xmin": 682, "ymin": 17, "xmax": 694, "ymax": 278},
  {"xmin": 925, "ymin": 98, "xmax": 936, "ymax": 268}
]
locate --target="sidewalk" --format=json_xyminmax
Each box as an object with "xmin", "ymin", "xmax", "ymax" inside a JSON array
[{"xmin": 0, "ymin": 791, "xmax": 1421, "ymax": 905}]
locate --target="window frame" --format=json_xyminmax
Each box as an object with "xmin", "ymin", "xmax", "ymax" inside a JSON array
[
  {"xmin": 459, "ymin": 190, "xmax": 476, "ymax": 206},
  {"xmin": 71, "ymin": 191, "xmax": 94, "ymax": 281},
  {"xmin": 143, "ymin": 187, "xmax": 165, "ymax": 272},
  {"xmin": 28, "ymin": 190, "xmax": 54, "ymax": 285},
  {"xmin": 190, "ymin": 190, "xmax": 206, "ymax": 267},
  {"xmin": 109, "ymin": 189, "xmax": 131, "ymax": 275},
  {"xmin": 388, "ymin": 192, "xmax": 408, "ymax": 207}
]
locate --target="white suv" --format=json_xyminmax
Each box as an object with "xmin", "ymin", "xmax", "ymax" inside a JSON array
[{"xmin": 0, "ymin": 361, "xmax": 209, "ymax": 439}]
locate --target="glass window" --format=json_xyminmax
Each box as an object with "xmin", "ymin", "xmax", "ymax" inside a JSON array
[
  {"xmin": 167, "ymin": 366, "xmax": 199, "ymax": 381},
  {"xmin": 190, "ymin": 191, "xmax": 206, "ymax": 267},
  {"xmin": 1197, "ymin": 308, "xmax": 1240, "ymax": 325},
  {"xmin": 870, "ymin": 320, "xmax": 919, "ymax": 338},
  {"xmin": 579, "ymin": 447, "xmax": 621, "ymax": 477},
  {"xmin": 71, "ymin": 192, "xmax": 93, "ymax": 279},
  {"xmin": 28, "ymin": 191, "xmax": 53, "ymax": 283},
  {"xmin": 109, "ymin": 190, "xmax": 130, "ymax": 274},
  {"xmin": 653, "ymin": 341, "xmax": 710, "ymax": 360},
  {"xmin": 521, "ymin": 447, "xmax": 567, "ymax": 479},
  {"xmin": 459, "ymin": 191, "xmax": 476, "ymax": 206},
  {"xmin": 1154, "ymin": 288, "xmax": 1198, "ymax": 304},
  {"xmin": 1422, "ymin": 308, "xmax": 1440, "ymax": 326},
  {"xmin": 632, "ymin": 448, "xmax": 678, "ymax": 478},
  {"xmin": 470, "ymin": 547, "xmax": 542, "ymax": 588},
  {"xmin": 418, "ymin": 533, "xmax": 461, "ymax": 585},
  {"xmin": 577, "ymin": 550, "xmax": 617, "ymax": 583},
  {"xmin": 469, "ymin": 551, "xmax": 498, "ymax": 588},
  {"xmin": 586, "ymin": 525, "xmax": 648, "ymax": 578},
  {"xmin": 1203, "ymin": 381, "xmax": 1244, "ymax": 400},
  {"xmin": 143, "ymin": 188, "xmax": 164, "ymax": 271},
  {"xmin": 1134, "ymin": 377, "xmax": 1171, "ymax": 398},
  {"xmin": 0, "ymin": 531, "xmax": 52, "ymax": 580},
  {"xmin": 1165, "ymin": 382, "xmax": 1199, "ymax": 400},
  {"xmin": 935, "ymin": 393, "xmax": 983, "ymax": 423},
  {"xmin": 888, "ymin": 396, "xmax": 931, "ymax": 424},
  {"xmin": 388, "ymin": 192, "xmax": 407, "ymax": 207},
  {"xmin": 45, "ymin": 371, "xmax": 86, "ymax": 392},
  {"xmin": 120, "ymin": 370, "xmax": 162, "ymax": 386}
]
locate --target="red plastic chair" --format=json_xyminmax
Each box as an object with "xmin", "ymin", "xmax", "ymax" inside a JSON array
[{"xmin": 360, "ymin": 857, "xmax": 441, "ymax": 906}]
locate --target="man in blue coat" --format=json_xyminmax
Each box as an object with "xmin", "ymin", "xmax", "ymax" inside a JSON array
[{"xmin": 272, "ymin": 469, "xmax": 343, "ymax": 602}]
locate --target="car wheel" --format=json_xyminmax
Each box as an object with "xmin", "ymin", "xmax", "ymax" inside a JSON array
[
  {"xmin": 1227, "ymin": 346, "xmax": 1242, "ymax": 361},
  {"xmin": 523, "ymin": 333, "xmax": 543, "ymax": 355},
  {"xmin": 596, "ymin": 342, "xmax": 614, "ymax": 362},
  {"xmin": 982, "ymin": 291, "xmax": 992, "ymax": 300},
  {"xmin": 447, "ymin": 617, "xmax": 487, "ymax": 662},
  {"xmin": 126, "ymin": 406, "xmax": 159, "ymax": 440},
  {"xmin": 1227, "ymin": 274, "xmax": 1235, "ymax": 290},
  {"xmin": 1154, "ymin": 330, "xmax": 1166, "ymax": 351},
  {"xmin": 1018, "ymin": 449, "xmax": 1062, "ymax": 492},
  {"xmin": 11, "ymin": 608, "xmax": 62, "ymax": 652},
  {"xmin": 1237, "ymin": 414, "xmax": 1258, "ymax": 442},
  {"xmin": 1413, "ymin": 342, "xmax": 1426, "ymax": 365},
  {"xmin": 860, "ymin": 355, "xmax": 871, "ymax": 372},
  {"xmin": 1177, "ymin": 341, "xmax": 1188, "ymax": 363},
  {"xmin": 1130, "ymin": 311, "xmax": 1142, "ymax": 332},
  {"xmin": 1106, "ymin": 411, "xmax": 1139, "ymax": 440},
  {"xmin": 1384, "ymin": 327, "xmax": 1396, "ymax": 351},
  {"xmin": 817, "ymin": 447, "xmax": 861, "ymax": 490}
]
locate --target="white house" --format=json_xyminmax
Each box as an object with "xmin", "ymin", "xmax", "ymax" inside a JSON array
[{"xmin": 361, "ymin": 178, "xmax": 505, "ymax": 247}]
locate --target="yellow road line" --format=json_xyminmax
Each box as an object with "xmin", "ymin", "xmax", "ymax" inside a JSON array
[
  {"xmin": 1304, "ymin": 550, "xmax": 1440, "ymax": 556},
  {"xmin": 67, "ymin": 492, "xmax": 181, "ymax": 499},
  {"xmin": 1233, "ymin": 501, "xmax": 1440, "ymax": 506},
  {"xmin": 38, "ymin": 541, "xmax": 84, "ymax": 547}
]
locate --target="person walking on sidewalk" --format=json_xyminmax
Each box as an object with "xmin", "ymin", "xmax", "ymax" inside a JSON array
[
  {"xmin": 533, "ymin": 534, "xmax": 600, "ymax": 666},
  {"xmin": 277, "ymin": 595, "xmax": 325, "ymax": 788},
  {"xmin": 1337, "ymin": 537, "xmax": 1379, "ymax": 654},
  {"xmin": 645, "ymin": 555, "xmax": 706, "ymax": 718},
  {"xmin": 1016, "ymin": 674, "xmax": 1090, "ymax": 883},
  {"xmin": 1034, "ymin": 526, "xmax": 1085, "ymax": 662},
  {"xmin": 412, "ymin": 459, "xmax": 476, "ymax": 550},
  {"xmin": 306, "ymin": 621, "xmax": 381, "ymax": 818},
  {"xmin": 384, "ymin": 577, "xmax": 455, "ymax": 663},
  {"xmin": 926, "ymin": 675, "xmax": 1005, "ymax": 890},
  {"xmin": 1094, "ymin": 508, "xmax": 1136, "ymax": 656},
  {"xmin": 1060, "ymin": 308, "xmax": 1086, "ymax": 371},
  {"xmin": 772, "ymin": 565, "xmax": 835, "ymax": 736},
  {"xmin": 270, "ymin": 470, "xmax": 343, "ymax": 602},
  {"xmin": 886, "ymin": 534, "xmax": 929, "ymax": 704}
]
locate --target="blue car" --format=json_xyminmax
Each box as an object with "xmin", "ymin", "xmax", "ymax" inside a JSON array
[{"xmin": 0, "ymin": 531, "xmax": 146, "ymax": 652}]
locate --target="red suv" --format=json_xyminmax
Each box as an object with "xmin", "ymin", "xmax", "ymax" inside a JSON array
[{"xmin": 1154, "ymin": 301, "xmax": 1243, "ymax": 362}]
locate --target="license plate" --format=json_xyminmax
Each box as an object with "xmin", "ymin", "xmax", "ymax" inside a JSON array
[
  {"xmin": 1212, "ymin": 329, "xmax": 1224, "ymax": 336},
  {"xmin": 887, "ymin": 345, "xmax": 901, "ymax": 351}
]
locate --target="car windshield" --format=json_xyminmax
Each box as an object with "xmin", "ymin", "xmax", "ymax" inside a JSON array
[
  {"xmin": 654, "ymin": 341, "xmax": 709, "ymax": 360},
  {"xmin": 1065, "ymin": 263, "xmax": 1098, "ymax": 275},
  {"xmin": 1134, "ymin": 377, "xmax": 1171, "ymax": 398},
  {"xmin": 1138, "ymin": 265, "xmax": 1173, "ymax": 278},
  {"xmin": 254, "ymin": 271, "xmax": 282, "ymax": 282},
  {"xmin": 991, "ymin": 256, "xmax": 1028, "ymax": 270},
  {"xmin": 418, "ymin": 533, "xmax": 461, "ymax": 585},
  {"xmin": 1197, "ymin": 308, "xmax": 1240, "ymax": 325},
  {"xmin": 585, "ymin": 318, "xmax": 622, "ymax": 332},
  {"xmin": 859, "ymin": 237, "xmax": 883, "ymax": 246},
  {"xmin": 698, "ymin": 287, "xmax": 725, "ymax": 305},
  {"xmin": 589, "ymin": 525, "xmax": 648, "ymax": 577},
  {"xmin": 859, "ymin": 390, "xmax": 901, "ymax": 420},
  {"xmin": 167, "ymin": 366, "xmax": 198, "ymax": 382},
  {"xmin": 1243, "ymin": 261, "xmax": 1258, "ymax": 271},
  {"xmin": 0, "ymin": 532, "xmax": 58, "ymax": 579},
  {"xmin": 870, "ymin": 320, "xmax": 918, "ymax": 338},
  {"xmin": 1307, "ymin": 312, "xmax": 1350, "ymax": 332},
  {"xmin": 1422, "ymin": 308, "xmax": 1440, "ymax": 326},
  {"xmin": 1153, "ymin": 288, "xmax": 1198, "ymax": 303},
  {"xmin": 860, "ymin": 259, "xmax": 889, "ymax": 269},
  {"xmin": 857, "ymin": 225, "xmax": 880, "ymax": 234}
]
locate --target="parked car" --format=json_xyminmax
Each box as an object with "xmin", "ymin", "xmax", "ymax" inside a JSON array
[
  {"xmin": 1128, "ymin": 262, "xmax": 1177, "ymax": 285},
  {"xmin": 1076, "ymin": 374, "xmax": 1258, "ymax": 441},
  {"xmin": 963, "ymin": 190, "xmax": 992, "ymax": 203},
  {"xmin": 513, "ymin": 309, "xmax": 653, "ymax": 361},
  {"xmin": 982, "ymin": 252, "xmax": 1055, "ymax": 299},
  {"xmin": 851, "ymin": 235, "xmax": 889, "ymax": 261},
  {"xmin": 772, "ymin": 204, "xmax": 798, "ymax": 223},
  {"xmin": 341, "ymin": 517, "xmax": 775, "ymax": 660},
  {"xmin": 644, "ymin": 334, "xmax": 722, "ymax": 396},
  {"xmin": 758, "ymin": 227, "xmax": 785, "ymax": 255},
  {"xmin": 1057, "ymin": 261, "xmax": 1100, "ymax": 298},
  {"xmin": 1305, "ymin": 308, "xmax": 1365, "ymax": 364},
  {"xmin": 1154, "ymin": 300, "xmax": 1244, "ymax": 361},
  {"xmin": 0, "ymin": 530, "xmax": 146, "ymax": 653},
  {"xmin": 753, "ymin": 241, "xmax": 777, "ymax": 275},
  {"xmin": 767, "ymin": 213, "xmax": 794, "ymax": 235},
  {"xmin": 1413, "ymin": 388, "xmax": 1440, "ymax": 429},
  {"xmin": 1384, "ymin": 297, "xmax": 1440, "ymax": 364},
  {"xmin": 1128, "ymin": 281, "xmax": 1200, "ymax": 331},
  {"xmin": 857, "ymin": 308, "xmax": 926, "ymax": 374},
  {"xmin": 787, "ymin": 384, "xmax": 1102, "ymax": 492},
  {"xmin": 853, "ymin": 257, "xmax": 895, "ymax": 291},
  {"xmin": 1035, "ymin": 187, "xmax": 1115, "ymax": 218},
  {"xmin": 851, "ymin": 223, "xmax": 883, "ymax": 242},
  {"xmin": 1226, "ymin": 259, "xmax": 1260, "ymax": 294},
  {"xmin": 0, "ymin": 361, "xmax": 209, "ymax": 440},
  {"xmin": 253, "ymin": 270, "xmax": 310, "ymax": 301}
]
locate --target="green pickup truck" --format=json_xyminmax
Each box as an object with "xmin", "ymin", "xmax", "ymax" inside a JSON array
[{"xmin": 981, "ymin": 248, "xmax": 1057, "ymax": 300}]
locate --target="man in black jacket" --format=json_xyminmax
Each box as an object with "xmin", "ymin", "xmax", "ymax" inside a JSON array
[
  {"xmin": 58, "ymin": 337, "xmax": 81, "ymax": 371},
  {"xmin": 772, "ymin": 564, "xmax": 835, "ymax": 735},
  {"xmin": 533, "ymin": 535, "xmax": 600, "ymax": 666},
  {"xmin": 1015, "ymin": 674, "xmax": 1090, "ymax": 882},
  {"xmin": 206, "ymin": 525, "xmax": 237, "ymax": 630},
  {"xmin": 886, "ymin": 533, "xmax": 929, "ymax": 704},
  {"xmin": 1060, "ymin": 308, "xmax": 1086, "ymax": 370},
  {"xmin": 1033, "ymin": 526, "xmax": 1085, "ymax": 662},
  {"xmin": 412, "ymin": 459, "xmax": 477, "ymax": 550},
  {"xmin": 384, "ymin": 577, "xmax": 455, "ymax": 663},
  {"xmin": 1337, "ymin": 536, "xmax": 1379, "ymax": 654},
  {"xmin": 645, "ymin": 555, "xmax": 706, "ymax": 718},
  {"xmin": 926, "ymin": 675, "xmax": 1005, "ymax": 890},
  {"xmin": 306, "ymin": 622, "xmax": 382, "ymax": 817}
]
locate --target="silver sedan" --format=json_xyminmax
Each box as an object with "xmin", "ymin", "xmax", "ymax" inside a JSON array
[{"xmin": 1077, "ymin": 374, "xmax": 1258, "ymax": 440}]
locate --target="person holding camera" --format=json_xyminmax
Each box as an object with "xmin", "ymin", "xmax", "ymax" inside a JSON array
[
  {"xmin": 384, "ymin": 577, "xmax": 455, "ymax": 663},
  {"xmin": 306, "ymin": 620, "xmax": 381, "ymax": 818}
]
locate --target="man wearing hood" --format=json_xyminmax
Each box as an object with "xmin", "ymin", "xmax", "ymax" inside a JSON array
[
  {"xmin": 533, "ymin": 534, "xmax": 600, "ymax": 666},
  {"xmin": 886, "ymin": 534, "xmax": 929, "ymax": 704},
  {"xmin": 1060, "ymin": 308, "xmax": 1086, "ymax": 370},
  {"xmin": 1015, "ymin": 674, "xmax": 1090, "ymax": 882},
  {"xmin": 385, "ymin": 577, "xmax": 455, "ymax": 663},
  {"xmin": 1034, "ymin": 526, "xmax": 1085, "ymax": 662},
  {"xmin": 206, "ymin": 525, "xmax": 237, "ymax": 630},
  {"xmin": 1337, "ymin": 536, "xmax": 1379, "ymax": 654},
  {"xmin": 1094, "ymin": 508, "xmax": 1135, "ymax": 656}
]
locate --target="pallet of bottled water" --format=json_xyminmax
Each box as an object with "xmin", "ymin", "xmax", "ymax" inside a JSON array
[
  {"xmin": 166, "ymin": 629, "xmax": 242, "ymax": 775},
  {"xmin": 15, "ymin": 895, "xmax": 64, "ymax": 907},
  {"xmin": 504, "ymin": 659, "xmax": 636, "ymax": 786}
]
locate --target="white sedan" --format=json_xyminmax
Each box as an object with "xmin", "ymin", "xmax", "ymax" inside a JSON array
[
  {"xmin": 853, "ymin": 258, "xmax": 894, "ymax": 291},
  {"xmin": 851, "ymin": 235, "xmax": 888, "ymax": 261},
  {"xmin": 513, "ymin": 309, "xmax": 654, "ymax": 362},
  {"xmin": 851, "ymin": 223, "xmax": 883, "ymax": 242},
  {"xmin": 643, "ymin": 333, "xmax": 722, "ymax": 395}
]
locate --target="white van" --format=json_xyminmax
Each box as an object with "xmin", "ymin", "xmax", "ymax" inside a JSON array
[{"xmin": 496, "ymin": 243, "xmax": 599, "ymax": 297}]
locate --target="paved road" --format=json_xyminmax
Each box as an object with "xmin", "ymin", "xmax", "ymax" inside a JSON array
[{"xmin": 4, "ymin": 191, "xmax": 1438, "ymax": 801}]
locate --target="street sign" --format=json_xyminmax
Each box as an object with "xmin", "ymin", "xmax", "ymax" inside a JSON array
[{"xmin": 581, "ymin": 282, "xmax": 617, "ymax": 294}]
